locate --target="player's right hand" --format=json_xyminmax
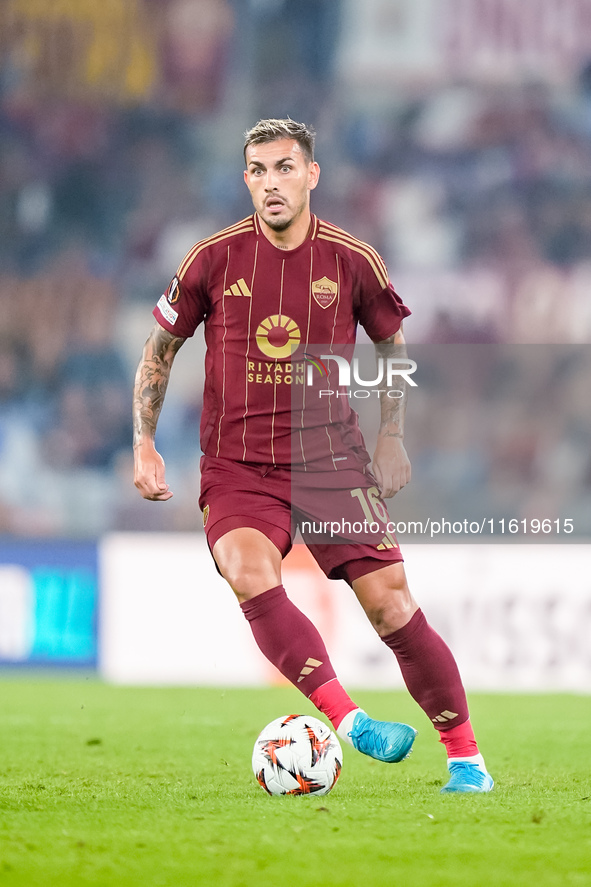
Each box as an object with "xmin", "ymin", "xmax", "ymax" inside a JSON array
[{"xmin": 133, "ymin": 441, "xmax": 173, "ymax": 501}]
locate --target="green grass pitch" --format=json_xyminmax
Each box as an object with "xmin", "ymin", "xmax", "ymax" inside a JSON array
[{"xmin": 0, "ymin": 679, "xmax": 589, "ymax": 886}]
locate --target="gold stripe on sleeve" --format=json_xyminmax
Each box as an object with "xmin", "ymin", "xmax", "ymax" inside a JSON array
[
  {"xmin": 317, "ymin": 223, "xmax": 389, "ymax": 290},
  {"xmin": 176, "ymin": 217, "xmax": 255, "ymax": 280}
]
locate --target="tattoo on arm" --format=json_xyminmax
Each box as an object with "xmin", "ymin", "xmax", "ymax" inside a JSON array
[
  {"xmin": 375, "ymin": 329, "xmax": 408, "ymax": 438},
  {"xmin": 132, "ymin": 324, "xmax": 185, "ymax": 446}
]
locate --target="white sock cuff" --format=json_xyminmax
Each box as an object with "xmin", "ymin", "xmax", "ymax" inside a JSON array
[
  {"xmin": 447, "ymin": 752, "xmax": 486, "ymax": 769},
  {"xmin": 336, "ymin": 708, "xmax": 363, "ymax": 746}
]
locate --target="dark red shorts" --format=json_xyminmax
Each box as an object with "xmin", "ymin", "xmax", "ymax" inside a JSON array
[{"xmin": 199, "ymin": 455, "xmax": 403, "ymax": 586}]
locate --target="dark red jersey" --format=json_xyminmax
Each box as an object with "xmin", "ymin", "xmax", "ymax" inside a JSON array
[{"xmin": 153, "ymin": 213, "xmax": 410, "ymax": 466}]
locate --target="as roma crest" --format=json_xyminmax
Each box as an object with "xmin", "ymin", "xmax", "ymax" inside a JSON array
[{"xmin": 311, "ymin": 276, "xmax": 338, "ymax": 309}]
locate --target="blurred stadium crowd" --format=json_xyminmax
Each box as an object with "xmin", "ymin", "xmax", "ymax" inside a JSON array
[{"xmin": 0, "ymin": 0, "xmax": 590, "ymax": 538}]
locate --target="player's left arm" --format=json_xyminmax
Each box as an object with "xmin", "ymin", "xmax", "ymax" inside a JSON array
[{"xmin": 372, "ymin": 326, "xmax": 411, "ymax": 498}]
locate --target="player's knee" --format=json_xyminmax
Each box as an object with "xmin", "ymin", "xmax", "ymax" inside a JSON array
[
  {"xmin": 353, "ymin": 566, "xmax": 417, "ymax": 636},
  {"xmin": 212, "ymin": 528, "xmax": 282, "ymax": 600},
  {"xmin": 369, "ymin": 591, "xmax": 418, "ymax": 636},
  {"xmin": 216, "ymin": 555, "xmax": 281, "ymax": 602}
]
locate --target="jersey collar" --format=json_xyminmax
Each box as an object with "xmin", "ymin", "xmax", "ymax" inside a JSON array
[{"xmin": 253, "ymin": 213, "xmax": 319, "ymax": 249}]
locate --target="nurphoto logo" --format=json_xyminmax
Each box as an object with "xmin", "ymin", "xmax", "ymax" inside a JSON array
[{"xmin": 304, "ymin": 354, "xmax": 418, "ymax": 399}]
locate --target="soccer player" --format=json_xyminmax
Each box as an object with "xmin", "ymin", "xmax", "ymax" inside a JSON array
[{"xmin": 133, "ymin": 119, "xmax": 493, "ymax": 793}]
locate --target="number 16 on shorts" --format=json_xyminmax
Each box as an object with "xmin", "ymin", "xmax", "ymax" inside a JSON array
[{"xmin": 350, "ymin": 486, "xmax": 397, "ymax": 550}]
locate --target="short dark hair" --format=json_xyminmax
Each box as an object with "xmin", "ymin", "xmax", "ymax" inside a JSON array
[{"xmin": 243, "ymin": 118, "xmax": 316, "ymax": 164}]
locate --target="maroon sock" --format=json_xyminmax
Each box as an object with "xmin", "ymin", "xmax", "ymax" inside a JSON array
[
  {"xmin": 240, "ymin": 586, "xmax": 356, "ymax": 724},
  {"xmin": 382, "ymin": 609, "xmax": 470, "ymax": 733}
]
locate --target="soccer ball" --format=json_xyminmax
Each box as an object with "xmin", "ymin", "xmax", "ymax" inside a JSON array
[{"xmin": 252, "ymin": 714, "xmax": 342, "ymax": 796}]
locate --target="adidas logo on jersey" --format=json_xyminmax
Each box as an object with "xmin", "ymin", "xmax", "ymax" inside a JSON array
[{"xmin": 224, "ymin": 278, "xmax": 252, "ymax": 297}]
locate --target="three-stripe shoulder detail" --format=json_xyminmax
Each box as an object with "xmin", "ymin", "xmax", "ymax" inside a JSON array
[
  {"xmin": 176, "ymin": 217, "xmax": 255, "ymax": 280},
  {"xmin": 317, "ymin": 221, "xmax": 389, "ymax": 290}
]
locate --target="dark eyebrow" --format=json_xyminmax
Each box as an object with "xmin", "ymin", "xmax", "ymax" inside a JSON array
[{"xmin": 247, "ymin": 156, "xmax": 295, "ymax": 170}]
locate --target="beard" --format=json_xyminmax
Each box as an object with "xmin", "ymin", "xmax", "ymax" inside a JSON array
[
  {"xmin": 262, "ymin": 215, "xmax": 292, "ymax": 232},
  {"xmin": 260, "ymin": 195, "xmax": 306, "ymax": 232}
]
